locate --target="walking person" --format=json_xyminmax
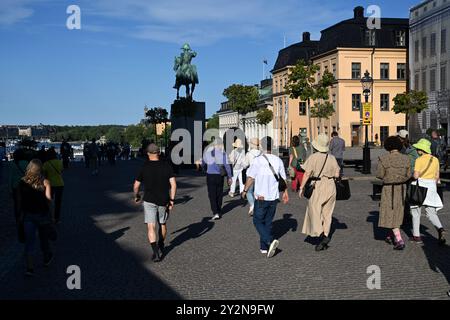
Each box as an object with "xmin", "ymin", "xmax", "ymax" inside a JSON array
[
  {"xmin": 9, "ymin": 149, "xmax": 29, "ymax": 241},
  {"xmin": 43, "ymin": 147, "xmax": 64, "ymax": 224},
  {"xmin": 228, "ymin": 138, "xmax": 246, "ymax": 197},
  {"xmin": 289, "ymin": 135, "xmax": 307, "ymax": 192},
  {"xmin": 243, "ymin": 138, "xmax": 261, "ymax": 216},
  {"xmin": 299, "ymin": 133, "xmax": 340, "ymax": 251},
  {"xmin": 409, "ymin": 139, "xmax": 446, "ymax": 245},
  {"xmin": 202, "ymin": 138, "xmax": 232, "ymax": 220},
  {"xmin": 376, "ymin": 136, "xmax": 411, "ymax": 250},
  {"xmin": 243, "ymin": 136, "xmax": 289, "ymax": 258},
  {"xmin": 88, "ymin": 139, "xmax": 99, "ymax": 176},
  {"xmin": 133, "ymin": 143, "xmax": 177, "ymax": 262},
  {"xmin": 17, "ymin": 159, "xmax": 54, "ymax": 276},
  {"xmin": 60, "ymin": 139, "xmax": 72, "ymax": 169},
  {"xmin": 329, "ymin": 131, "xmax": 345, "ymax": 176}
]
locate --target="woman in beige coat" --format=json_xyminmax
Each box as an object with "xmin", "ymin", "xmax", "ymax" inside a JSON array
[
  {"xmin": 376, "ymin": 136, "xmax": 411, "ymax": 250},
  {"xmin": 299, "ymin": 134, "xmax": 340, "ymax": 251}
]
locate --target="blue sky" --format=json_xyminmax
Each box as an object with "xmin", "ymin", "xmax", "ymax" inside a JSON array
[{"xmin": 0, "ymin": 0, "xmax": 418, "ymax": 125}]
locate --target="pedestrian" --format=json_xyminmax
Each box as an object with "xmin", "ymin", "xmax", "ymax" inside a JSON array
[
  {"xmin": 376, "ymin": 136, "xmax": 411, "ymax": 250},
  {"xmin": 243, "ymin": 136, "xmax": 289, "ymax": 258},
  {"xmin": 329, "ymin": 131, "xmax": 345, "ymax": 176},
  {"xmin": 133, "ymin": 143, "xmax": 177, "ymax": 262},
  {"xmin": 243, "ymin": 138, "xmax": 261, "ymax": 216},
  {"xmin": 37, "ymin": 146, "xmax": 47, "ymax": 163},
  {"xmin": 43, "ymin": 147, "xmax": 64, "ymax": 224},
  {"xmin": 397, "ymin": 130, "xmax": 419, "ymax": 172},
  {"xmin": 60, "ymin": 139, "xmax": 72, "ymax": 169},
  {"xmin": 9, "ymin": 149, "xmax": 29, "ymax": 238},
  {"xmin": 88, "ymin": 139, "xmax": 99, "ymax": 175},
  {"xmin": 17, "ymin": 159, "xmax": 54, "ymax": 276},
  {"xmin": 202, "ymin": 138, "xmax": 232, "ymax": 220},
  {"xmin": 289, "ymin": 135, "xmax": 307, "ymax": 192},
  {"xmin": 430, "ymin": 130, "xmax": 446, "ymax": 166},
  {"xmin": 303, "ymin": 137, "xmax": 313, "ymax": 159},
  {"xmin": 299, "ymin": 133, "xmax": 340, "ymax": 251},
  {"xmin": 409, "ymin": 138, "xmax": 446, "ymax": 245},
  {"xmin": 83, "ymin": 143, "xmax": 90, "ymax": 168},
  {"xmin": 228, "ymin": 138, "xmax": 246, "ymax": 197}
]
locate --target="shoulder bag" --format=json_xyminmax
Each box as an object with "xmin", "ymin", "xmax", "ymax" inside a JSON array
[
  {"xmin": 303, "ymin": 154, "xmax": 328, "ymax": 199},
  {"xmin": 262, "ymin": 155, "xmax": 287, "ymax": 192},
  {"xmin": 406, "ymin": 156, "xmax": 433, "ymax": 206}
]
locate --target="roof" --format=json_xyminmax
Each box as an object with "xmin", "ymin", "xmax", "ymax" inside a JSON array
[{"xmin": 272, "ymin": 40, "xmax": 320, "ymax": 72}]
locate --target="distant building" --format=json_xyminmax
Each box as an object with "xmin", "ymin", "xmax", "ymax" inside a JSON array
[
  {"xmin": 0, "ymin": 125, "xmax": 50, "ymax": 140},
  {"xmin": 218, "ymin": 79, "xmax": 273, "ymax": 141},
  {"xmin": 272, "ymin": 6, "xmax": 409, "ymax": 147},
  {"xmin": 409, "ymin": 0, "xmax": 450, "ymax": 141},
  {"xmin": 156, "ymin": 121, "xmax": 171, "ymax": 136}
]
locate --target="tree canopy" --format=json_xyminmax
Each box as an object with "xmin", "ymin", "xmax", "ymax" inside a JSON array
[
  {"xmin": 256, "ymin": 108, "xmax": 273, "ymax": 126},
  {"xmin": 207, "ymin": 114, "xmax": 219, "ymax": 129},
  {"xmin": 223, "ymin": 84, "xmax": 259, "ymax": 115},
  {"xmin": 393, "ymin": 90, "xmax": 428, "ymax": 115}
]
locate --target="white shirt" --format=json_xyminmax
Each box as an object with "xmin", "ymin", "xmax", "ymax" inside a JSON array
[
  {"xmin": 247, "ymin": 153, "xmax": 286, "ymax": 201},
  {"xmin": 229, "ymin": 148, "xmax": 246, "ymax": 171},
  {"xmin": 244, "ymin": 148, "xmax": 261, "ymax": 168}
]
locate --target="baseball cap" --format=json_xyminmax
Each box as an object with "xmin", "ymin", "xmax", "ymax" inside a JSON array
[
  {"xmin": 146, "ymin": 143, "xmax": 160, "ymax": 154},
  {"xmin": 397, "ymin": 129, "xmax": 409, "ymax": 139}
]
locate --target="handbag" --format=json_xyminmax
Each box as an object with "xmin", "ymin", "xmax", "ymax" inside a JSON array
[
  {"xmin": 303, "ymin": 154, "xmax": 328, "ymax": 199},
  {"xmin": 406, "ymin": 157, "xmax": 433, "ymax": 206},
  {"xmin": 335, "ymin": 178, "xmax": 351, "ymax": 201},
  {"xmin": 262, "ymin": 154, "xmax": 287, "ymax": 192}
]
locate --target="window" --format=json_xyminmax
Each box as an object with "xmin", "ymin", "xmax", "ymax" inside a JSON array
[
  {"xmin": 430, "ymin": 69, "xmax": 436, "ymax": 91},
  {"xmin": 332, "ymin": 94, "xmax": 337, "ymax": 110},
  {"xmin": 299, "ymin": 102, "xmax": 307, "ymax": 115},
  {"xmin": 332, "ymin": 63, "xmax": 337, "ymax": 77},
  {"xmin": 415, "ymin": 11, "xmax": 419, "ymax": 17},
  {"xmin": 414, "ymin": 73, "xmax": 420, "ymax": 90},
  {"xmin": 423, "ymin": 6, "xmax": 427, "ymax": 12},
  {"xmin": 441, "ymin": 65, "xmax": 447, "ymax": 90},
  {"xmin": 352, "ymin": 94, "xmax": 361, "ymax": 111},
  {"xmin": 431, "ymin": 33, "xmax": 437, "ymax": 56},
  {"xmin": 275, "ymin": 80, "xmax": 278, "ymax": 93},
  {"xmin": 415, "ymin": 40, "xmax": 420, "ymax": 62},
  {"xmin": 352, "ymin": 62, "xmax": 361, "ymax": 79},
  {"xmin": 365, "ymin": 30, "xmax": 376, "ymax": 46},
  {"xmin": 380, "ymin": 126, "xmax": 389, "ymax": 145},
  {"xmin": 380, "ymin": 63, "xmax": 390, "ymax": 79},
  {"xmin": 442, "ymin": 29, "xmax": 447, "ymax": 53},
  {"xmin": 422, "ymin": 37, "xmax": 427, "ymax": 59},
  {"xmin": 422, "ymin": 71, "xmax": 427, "ymax": 90},
  {"xmin": 380, "ymin": 94, "xmax": 390, "ymax": 111},
  {"xmin": 397, "ymin": 63, "xmax": 406, "ymax": 79},
  {"xmin": 395, "ymin": 30, "xmax": 406, "ymax": 46}
]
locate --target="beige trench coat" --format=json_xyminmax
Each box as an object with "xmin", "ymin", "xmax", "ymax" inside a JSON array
[{"xmin": 301, "ymin": 152, "xmax": 340, "ymax": 237}]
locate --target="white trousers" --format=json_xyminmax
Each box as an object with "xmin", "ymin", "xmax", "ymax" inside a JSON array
[
  {"xmin": 410, "ymin": 206, "xmax": 443, "ymax": 237},
  {"xmin": 230, "ymin": 169, "xmax": 244, "ymax": 194}
]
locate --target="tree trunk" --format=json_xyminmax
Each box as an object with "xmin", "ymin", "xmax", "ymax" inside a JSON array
[
  {"xmin": 307, "ymin": 98, "xmax": 313, "ymax": 143},
  {"xmin": 406, "ymin": 112, "xmax": 409, "ymax": 132}
]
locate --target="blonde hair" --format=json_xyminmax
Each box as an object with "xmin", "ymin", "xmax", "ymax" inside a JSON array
[{"xmin": 22, "ymin": 159, "xmax": 45, "ymax": 191}]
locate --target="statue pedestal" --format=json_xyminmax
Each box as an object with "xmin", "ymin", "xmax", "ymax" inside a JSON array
[{"xmin": 170, "ymin": 99, "xmax": 206, "ymax": 166}]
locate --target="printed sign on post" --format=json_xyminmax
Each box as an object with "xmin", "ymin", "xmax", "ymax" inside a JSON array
[{"xmin": 362, "ymin": 102, "xmax": 372, "ymax": 125}]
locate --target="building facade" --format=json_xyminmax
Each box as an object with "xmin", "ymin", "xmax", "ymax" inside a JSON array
[
  {"xmin": 272, "ymin": 7, "xmax": 408, "ymax": 147},
  {"xmin": 409, "ymin": 0, "xmax": 450, "ymax": 141},
  {"xmin": 218, "ymin": 79, "xmax": 273, "ymax": 141}
]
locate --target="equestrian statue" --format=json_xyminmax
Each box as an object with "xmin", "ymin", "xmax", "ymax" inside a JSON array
[{"xmin": 173, "ymin": 43, "xmax": 199, "ymax": 100}]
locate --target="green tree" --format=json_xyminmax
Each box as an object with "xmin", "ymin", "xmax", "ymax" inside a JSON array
[
  {"xmin": 256, "ymin": 108, "xmax": 273, "ymax": 136},
  {"xmin": 145, "ymin": 107, "xmax": 169, "ymax": 141},
  {"xmin": 105, "ymin": 127, "xmax": 124, "ymax": 143},
  {"xmin": 223, "ymin": 84, "xmax": 259, "ymax": 132},
  {"xmin": 124, "ymin": 124, "xmax": 153, "ymax": 149},
  {"xmin": 286, "ymin": 60, "xmax": 336, "ymax": 140},
  {"xmin": 393, "ymin": 90, "xmax": 428, "ymax": 129},
  {"xmin": 207, "ymin": 114, "xmax": 219, "ymax": 129}
]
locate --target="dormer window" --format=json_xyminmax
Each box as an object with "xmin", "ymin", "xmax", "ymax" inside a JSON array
[
  {"xmin": 395, "ymin": 30, "xmax": 406, "ymax": 46},
  {"xmin": 365, "ymin": 30, "xmax": 376, "ymax": 46}
]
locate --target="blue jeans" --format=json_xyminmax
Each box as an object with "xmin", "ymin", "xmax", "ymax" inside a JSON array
[
  {"xmin": 253, "ymin": 200, "xmax": 278, "ymax": 250},
  {"xmin": 23, "ymin": 213, "xmax": 52, "ymax": 256},
  {"xmin": 247, "ymin": 184, "xmax": 255, "ymax": 208}
]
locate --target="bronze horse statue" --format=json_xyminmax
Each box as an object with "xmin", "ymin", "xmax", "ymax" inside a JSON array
[{"xmin": 173, "ymin": 43, "xmax": 199, "ymax": 100}]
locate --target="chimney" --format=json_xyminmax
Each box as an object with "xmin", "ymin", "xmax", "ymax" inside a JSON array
[
  {"xmin": 302, "ymin": 32, "xmax": 310, "ymax": 42},
  {"xmin": 354, "ymin": 6, "xmax": 364, "ymax": 19}
]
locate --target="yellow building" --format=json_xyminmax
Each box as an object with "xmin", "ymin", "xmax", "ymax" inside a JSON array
[
  {"xmin": 156, "ymin": 121, "xmax": 170, "ymax": 136},
  {"xmin": 272, "ymin": 6, "xmax": 409, "ymax": 147}
]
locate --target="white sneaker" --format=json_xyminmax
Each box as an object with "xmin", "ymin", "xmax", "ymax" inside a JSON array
[
  {"xmin": 260, "ymin": 249, "xmax": 268, "ymax": 254},
  {"xmin": 228, "ymin": 192, "xmax": 234, "ymax": 198},
  {"xmin": 267, "ymin": 240, "xmax": 279, "ymax": 258},
  {"xmin": 212, "ymin": 214, "xmax": 220, "ymax": 220},
  {"xmin": 248, "ymin": 205, "xmax": 254, "ymax": 216}
]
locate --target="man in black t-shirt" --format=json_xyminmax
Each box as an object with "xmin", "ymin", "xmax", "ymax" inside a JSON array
[{"xmin": 133, "ymin": 143, "xmax": 177, "ymax": 262}]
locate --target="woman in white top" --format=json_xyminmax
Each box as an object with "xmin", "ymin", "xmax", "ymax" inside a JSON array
[
  {"xmin": 229, "ymin": 139, "xmax": 246, "ymax": 197},
  {"xmin": 243, "ymin": 138, "xmax": 261, "ymax": 216}
]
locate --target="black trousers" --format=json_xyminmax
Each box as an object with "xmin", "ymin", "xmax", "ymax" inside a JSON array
[
  {"xmin": 51, "ymin": 186, "xmax": 64, "ymax": 221},
  {"xmin": 207, "ymin": 174, "xmax": 225, "ymax": 215}
]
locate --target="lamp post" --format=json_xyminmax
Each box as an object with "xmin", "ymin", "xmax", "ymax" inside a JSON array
[{"xmin": 361, "ymin": 70, "xmax": 373, "ymax": 174}]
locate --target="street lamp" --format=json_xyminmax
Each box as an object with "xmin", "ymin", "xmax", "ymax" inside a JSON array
[{"xmin": 361, "ymin": 70, "xmax": 373, "ymax": 174}]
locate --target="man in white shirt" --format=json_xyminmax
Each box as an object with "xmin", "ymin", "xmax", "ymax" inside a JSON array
[{"xmin": 242, "ymin": 137, "xmax": 289, "ymax": 258}]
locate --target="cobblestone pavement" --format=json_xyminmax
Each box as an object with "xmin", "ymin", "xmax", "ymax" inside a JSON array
[{"xmin": 1, "ymin": 159, "xmax": 450, "ymax": 300}]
